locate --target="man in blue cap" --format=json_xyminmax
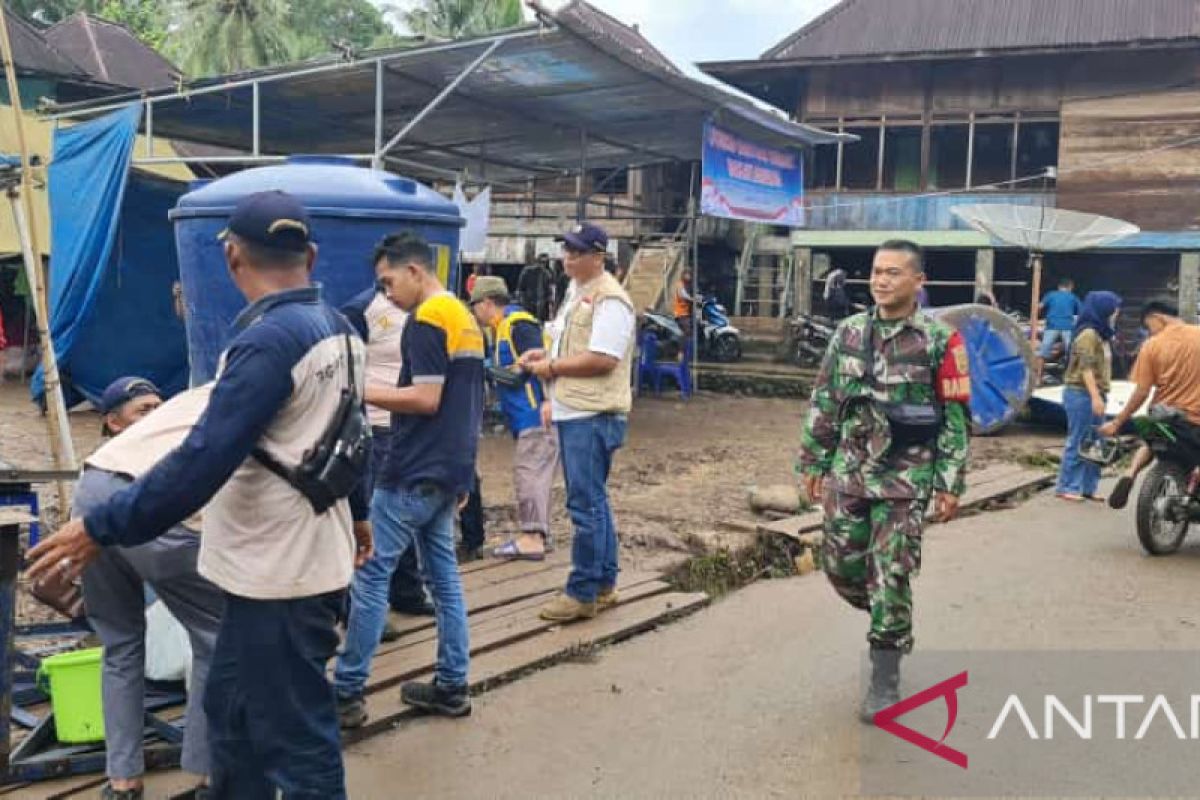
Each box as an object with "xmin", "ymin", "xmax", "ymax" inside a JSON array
[
  {"xmin": 98, "ymin": 376, "xmax": 163, "ymax": 437},
  {"xmin": 28, "ymin": 190, "xmax": 373, "ymax": 798},
  {"xmin": 520, "ymin": 222, "xmax": 637, "ymax": 622}
]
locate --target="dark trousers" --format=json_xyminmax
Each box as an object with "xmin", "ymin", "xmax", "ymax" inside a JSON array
[
  {"xmin": 370, "ymin": 427, "xmax": 429, "ymax": 608},
  {"xmin": 205, "ymin": 591, "xmax": 346, "ymax": 799},
  {"xmin": 460, "ymin": 472, "xmax": 485, "ymax": 551}
]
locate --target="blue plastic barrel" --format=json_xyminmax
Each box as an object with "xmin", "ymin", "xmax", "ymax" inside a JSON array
[
  {"xmin": 169, "ymin": 156, "xmax": 464, "ymax": 383},
  {"xmin": 928, "ymin": 304, "xmax": 1036, "ymax": 434}
]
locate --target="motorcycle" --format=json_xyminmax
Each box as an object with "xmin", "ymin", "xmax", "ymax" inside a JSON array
[
  {"xmin": 695, "ymin": 295, "xmax": 741, "ymax": 363},
  {"xmin": 1130, "ymin": 406, "xmax": 1200, "ymax": 555},
  {"xmin": 787, "ymin": 312, "xmax": 837, "ymax": 368},
  {"xmin": 640, "ymin": 309, "xmax": 685, "ymax": 361}
]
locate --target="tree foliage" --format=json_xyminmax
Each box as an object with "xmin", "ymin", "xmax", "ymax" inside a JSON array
[
  {"xmin": 400, "ymin": 0, "xmax": 524, "ymax": 40},
  {"xmin": 5, "ymin": 0, "xmax": 527, "ymax": 80}
]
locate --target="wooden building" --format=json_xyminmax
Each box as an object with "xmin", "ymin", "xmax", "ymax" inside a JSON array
[{"xmin": 703, "ymin": 0, "xmax": 1200, "ymax": 323}]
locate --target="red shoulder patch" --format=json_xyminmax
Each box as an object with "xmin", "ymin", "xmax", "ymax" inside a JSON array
[{"xmin": 937, "ymin": 331, "xmax": 971, "ymax": 403}]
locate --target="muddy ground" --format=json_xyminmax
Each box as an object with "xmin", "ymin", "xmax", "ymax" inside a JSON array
[{"xmin": 0, "ymin": 381, "xmax": 1064, "ymax": 626}]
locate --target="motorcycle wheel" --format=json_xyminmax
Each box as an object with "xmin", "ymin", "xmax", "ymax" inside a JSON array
[
  {"xmin": 795, "ymin": 347, "xmax": 822, "ymax": 368},
  {"xmin": 1135, "ymin": 460, "xmax": 1191, "ymax": 556},
  {"xmin": 713, "ymin": 333, "xmax": 741, "ymax": 363}
]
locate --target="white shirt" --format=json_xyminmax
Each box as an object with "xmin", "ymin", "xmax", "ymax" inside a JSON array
[
  {"xmin": 548, "ymin": 280, "xmax": 636, "ymax": 422},
  {"xmin": 363, "ymin": 293, "xmax": 408, "ymax": 428}
]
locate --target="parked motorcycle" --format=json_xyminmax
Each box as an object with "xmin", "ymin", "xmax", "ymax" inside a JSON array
[
  {"xmin": 1131, "ymin": 406, "xmax": 1200, "ymax": 555},
  {"xmin": 787, "ymin": 313, "xmax": 836, "ymax": 368},
  {"xmin": 696, "ymin": 295, "xmax": 741, "ymax": 363},
  {"xmin": 640, "ymin": 309, "xmax": 684, "ymax": 361}
]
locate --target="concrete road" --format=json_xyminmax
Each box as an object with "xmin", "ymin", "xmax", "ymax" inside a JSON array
[{"xmin": 343, "ymin": 481, "xmax": 1200, "ymax": 798}]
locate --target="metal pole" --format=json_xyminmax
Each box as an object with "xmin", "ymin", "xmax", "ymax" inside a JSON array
[
  {"xmin": 688, "ymin": 161, "xmax": 699, "ymax": 394},
  {"xmin": 1028, "ymin": 251, "xmax": 1043, "ymax": 344},
  {"xmin": 252, "ymin": 81, "xmax": 260, "ymax": 158},
  {"xmin": 377, "ymin": 39, "xmax": 502, "ymax": 161},
  {"xmin": 0, "ymin": 7, "xmax": 76, "ymax": 512},
  {"xmin": 576, "ymin": 130, "xmax": 588, "ymax": 221},
  {"xmin": 966, "ymin": 112, "xmax": 976, "ymax": 189},
  {"xmin": 144, "ymin": 102, "xmax": 153, "ymax": 158},
  {"xmin": 373, "ymin": 59, "xmax": 384, "ymax": 168}
]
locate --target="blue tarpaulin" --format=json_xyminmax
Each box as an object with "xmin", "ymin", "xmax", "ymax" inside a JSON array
[{"xmin": 33, "ymin": 104, "xmax": 189, "ymax": 406}]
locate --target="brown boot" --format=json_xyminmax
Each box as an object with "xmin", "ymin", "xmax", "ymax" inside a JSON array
[
  {"xmin": 596, "ymin": 587, "xmax": 619, "ymax": 610},
  {"xmin": 539, "ymin": 592, "xmax": 597, "ymax": 622}
]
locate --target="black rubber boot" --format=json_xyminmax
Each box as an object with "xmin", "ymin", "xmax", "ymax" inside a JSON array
[{"xmin": 860, "ymin": 646, "xmax": 902, "ymax": 723}]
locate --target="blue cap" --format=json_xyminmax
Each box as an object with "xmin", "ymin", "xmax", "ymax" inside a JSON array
[
  {"xmin": 98, "ymin": 376, "xmax": 160, "ymax": 414},
  {"xmin": 218, "ymin": 190, "xmax": 313, "ymax": 253},
  {"xmin": 559, "ymin": 222, "xmax": 608, "ymax": 253}
]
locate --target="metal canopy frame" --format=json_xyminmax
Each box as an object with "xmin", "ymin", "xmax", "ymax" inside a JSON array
[{"xmin": 40, "ymin": 2, "xmax": 849, "ymax": 190}]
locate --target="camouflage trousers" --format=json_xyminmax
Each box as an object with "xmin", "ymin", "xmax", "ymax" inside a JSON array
[{"xmin": 820, "ymin": 490, "xmax": 926, "ymax": 652}]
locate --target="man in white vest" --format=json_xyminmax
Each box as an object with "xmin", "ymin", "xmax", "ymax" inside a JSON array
[{"xmin": 520, "ymin": 222, "xmax": 636, "ymax": 622}]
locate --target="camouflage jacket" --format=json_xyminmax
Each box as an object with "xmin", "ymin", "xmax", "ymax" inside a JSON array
[{"xmin": 797, "ymin": 309, "xmax": 970, "ymax": 500}]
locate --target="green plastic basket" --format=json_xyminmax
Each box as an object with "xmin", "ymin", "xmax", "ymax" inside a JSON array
[{"xmin": 36, "ymin": 647, "xmax": 105, "ymax": 744}]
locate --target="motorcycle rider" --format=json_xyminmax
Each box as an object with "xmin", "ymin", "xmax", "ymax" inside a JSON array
[{"xmin": 1099, "ymin": 302, "xmax": 1200, "ymax": 508}]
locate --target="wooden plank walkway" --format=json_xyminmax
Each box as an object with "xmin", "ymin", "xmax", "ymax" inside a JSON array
[
  {"xmin": 5, "ymin": 554, "xmax": 707, "ymax": 798},
  {"xmin": 758, "ymin": 463, "xmax": 1056, "ymax": 541}
]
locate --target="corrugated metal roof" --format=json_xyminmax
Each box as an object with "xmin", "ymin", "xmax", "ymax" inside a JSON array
[
  {"xmin": 763, "ymin": 0, "xmax": 1200, "ymax": 61},
  {"xmin": 44, "ymin": 13, "xmax": 180, "ymax": 90},
  {"xmin": 43, "ymin": 1, "xmax": 849, "ymax": 183}
]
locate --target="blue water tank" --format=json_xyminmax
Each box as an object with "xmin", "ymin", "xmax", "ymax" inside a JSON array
[{"xmin": 169, "ymin": 156, "xmax": 464, "ymax": 382}]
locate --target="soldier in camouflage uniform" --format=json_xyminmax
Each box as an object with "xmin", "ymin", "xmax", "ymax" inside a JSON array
[{"xmin": 797, "ymin": 240, "xmax": 970, "ymax": 722}]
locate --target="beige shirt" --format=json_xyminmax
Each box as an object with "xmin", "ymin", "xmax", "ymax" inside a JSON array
[
  {"xmin": 85, "ymin": 384, "xmax": 214, "ymax": 531},
  {"xmin": 199, "ymin": 334, "xmax": 365, "ymax": 600},
  {"xmin": 364, "ymin": 293, "xmax": 407, "ymax": 428}
]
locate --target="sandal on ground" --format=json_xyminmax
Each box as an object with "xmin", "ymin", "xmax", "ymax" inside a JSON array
[
  {"xmin": 492, "ymin": 539, "xmax": 546, "ymax": 561},
  {"xmin": 1082, "ymin": 494, "xmax": 1106, "ymax": 503},
  {"xmin": 1056, "ymin": 493, "xmax": 1084, "ymax": 502}
]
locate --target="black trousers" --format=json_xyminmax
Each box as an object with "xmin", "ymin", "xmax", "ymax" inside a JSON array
[
  {"xmin": 460, "ymin": 472, "xmax": 485, "ymax": 551},
  {"xmin": 206, "ymin": 591, "xmax": 346, "ymax": 798}
]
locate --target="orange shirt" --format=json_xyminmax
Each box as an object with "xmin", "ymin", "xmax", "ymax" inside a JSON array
[
  {"xmin": 1131, "ymin": 323, "xmax": 1200, "ymax": 423},
  {"xmin": 674, "ymin": 283, "xmax": 692, "ymax": 318}
]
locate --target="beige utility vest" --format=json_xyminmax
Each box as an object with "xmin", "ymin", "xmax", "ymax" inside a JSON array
[{"xmin": 554, "ymin": 271, "xmax": 635, "ymax": 415}]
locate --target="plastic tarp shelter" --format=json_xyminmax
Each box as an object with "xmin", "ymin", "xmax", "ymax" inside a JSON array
[{"xmin": 32, "ymin": 103, "xmax": 190, "ymax": 407}]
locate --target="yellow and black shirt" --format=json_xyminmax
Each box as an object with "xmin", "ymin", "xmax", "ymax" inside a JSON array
[{"xmin": 380, "ymin": 291, "xmax": 484, "ymax": 494}]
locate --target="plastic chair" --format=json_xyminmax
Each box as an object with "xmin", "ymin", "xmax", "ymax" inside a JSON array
[
  {"xmin": 637, "ymin": 331, "xmax": 660, "ymax": 393},
  {"xmin": 649, "ymin": 337, "xmax": 693, "ymax": 400}
]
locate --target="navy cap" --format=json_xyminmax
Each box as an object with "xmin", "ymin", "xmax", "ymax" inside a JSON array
[
  {"xmin": 558, "ymin": 222, "xmax": 608, "ymax": 253},
  {"xmin": 218, "ymin": 190, "xmax": 313, "ymax": 254},
  {"xmin": 99, "ymin": 376, "xmax": 160, "ymax": 415}
]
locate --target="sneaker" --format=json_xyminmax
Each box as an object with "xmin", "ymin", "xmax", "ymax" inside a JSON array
[
  {"xmin": 101, "ymin": 785, "xmax": 144, "ymax": 800},
  {"xmin": 456, "ymin": 544, "xmax": 484, "ymax": 563},
  {"xmin": 1109, "ymin": 476, "xmax": 1134, "ymax": 509},
  {"xmin": 380, "ymin": 619, "xmax": 402, "ymax": 643},
  {"xmin": 337, "ymin": 694, "xmax": 368, "ymax": 729},
  {"xmin": 390, "ymin": 595, "xmax": 436, "ymax": 616},
  {"xmin": 401, "ymin": 679, "xmax": 472, "ymax": 717},
  {"xmin": 539, "ymin": 592, "xmax": 597, "ymax": 622},
  {"xmin": 597, "ymin": 587, "xmax": 619, "ymax": 610}
]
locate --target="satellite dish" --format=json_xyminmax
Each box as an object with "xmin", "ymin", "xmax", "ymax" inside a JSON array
[
  {"xmin": 951, "ymin": 204, "xmax": 1139, "ymax": 252},
  {"xmin": 951, "ymin": 203, "xmax": 1139, "ymax": 344}
]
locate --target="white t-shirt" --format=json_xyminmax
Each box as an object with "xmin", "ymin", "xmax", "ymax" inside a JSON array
[
  {"xmin": 548, "ymin": 281, "xmax": 635, "ymax": 421},
  {"xmin": 363, "ymin": 293, "xmax": 407, "ymax": 428}
]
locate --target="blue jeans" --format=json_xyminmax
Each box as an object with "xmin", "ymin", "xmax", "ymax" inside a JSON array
[
  {"xmin": 204, "ymin": 591, "xmax": 346, "ymax": 799},
  {"xmin": 1057, "ymin": 386, "xmax": 1102, "ymax": 497},
  {"xmin": 1040, "ymin": 327, "xmax": 1073, "ymax": 358},
  {"xmin": 558, "ymin": 415, "xmax": 627, "ymax": 603},
  {"xmin": 334, "ymin": 483, "xmax": 469, "ymax": 695}
]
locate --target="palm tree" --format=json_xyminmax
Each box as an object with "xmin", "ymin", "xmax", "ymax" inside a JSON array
[
  {"xmin": 174, "ymin": 0, "xmax": 294, "ymax": 77},
  {"xmin": 401, "ymin": 0, "xmax": 524, "ymax": 40}
]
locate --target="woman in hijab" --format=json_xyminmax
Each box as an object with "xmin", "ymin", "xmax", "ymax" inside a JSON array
[{"xmin": 1056, "ymin": 290, "xmax": 1122, "ymax": 502}]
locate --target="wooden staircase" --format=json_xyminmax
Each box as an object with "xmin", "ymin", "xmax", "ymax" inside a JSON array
[{"xmin": 624, "ymin": 242, "xmax": 686, "ymax": 313}]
